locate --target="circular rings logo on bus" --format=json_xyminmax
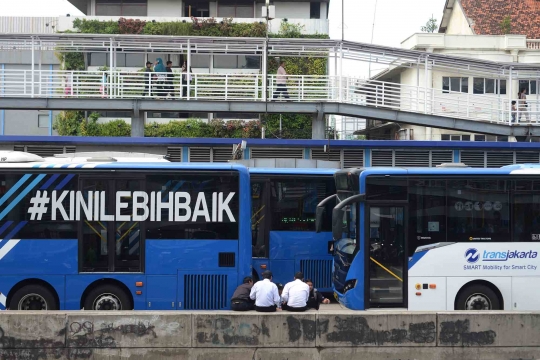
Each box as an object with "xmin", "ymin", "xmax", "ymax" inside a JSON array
[{"xmin": 465, "ymin": 248, "xmax": 480, "ymax": 263}]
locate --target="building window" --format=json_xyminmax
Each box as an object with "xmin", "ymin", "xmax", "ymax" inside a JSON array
[
  {"xmin": 442, "ymin": 77, "xmax": 468, "ymax": 93},
  {"xmin": 519, "ymin": 80, "xmax": 537, "ymax": 95},
  {"xmin": 38, "ymin": 114, "xmax": 49, "ymax": 128},
  {"xmin": 98, "ymin": 111, "xmax": 132, "ymax": 118},
  {"xmin": 218, "ymin": 0, "xmax": 253, "ymax": 18},
  {"xmin": 214, "ymin": 55, "xmax": 261, "ymax": 69},
  {"xmin": 191, "ymin": 55, "xmax": 211, "ymax": 68},
  {"xmin": 310, "ymin": 2, "xmax": 321, "ymax": 19},
  {"xmin": 184, "ymin": 1, "xmax": 210, "ymax": 17},
  {"xmin": 474, "ymin": 135, "xmax": 486, "ymax": 141},
  {"xmin": 95, "ymin": 0, "xmax": 147, "ymax": 16},
  {"xmin": 89, "ymin": 53, "xmax": 145, "ymax": 67},
  {"xmin": 441, "ymin": 134, "xmax": 471, "ymax": 141},
  {"xmin": 473, "ymin": 78, "xmax": 506, "ymax": 94}
]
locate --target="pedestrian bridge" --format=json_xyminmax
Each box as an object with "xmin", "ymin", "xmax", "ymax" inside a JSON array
[{"xmin": 0, "ymin": 34, "xmax": 539, "ymax": 138}]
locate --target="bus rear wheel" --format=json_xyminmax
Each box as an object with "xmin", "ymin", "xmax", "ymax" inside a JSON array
[
  {"xmin": 83, "ymin": 285, "xmax": 132, "ymax": 311},
  {"xmin": 11, "ymin": 284, "xmax": 57, "ymax": 310},
  {"xmin": 456, "ymin": 284, "xmax": 501, "ymax": 310}
]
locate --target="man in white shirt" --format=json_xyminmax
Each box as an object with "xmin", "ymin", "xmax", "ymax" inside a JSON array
[
  {"xmin": 273, "ymin": 61, "xmax": 290, "ymax": 100},
  {"xmin": 249, "ymin": 270, "xmax": 281, "ymax": 312},
  {"xmin": 281, "ymin": 272, "xmax": 310, "ymax": 312}
]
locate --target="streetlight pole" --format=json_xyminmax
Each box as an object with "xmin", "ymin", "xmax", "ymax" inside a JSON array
[
  {"xmin": 342, "ymin": 0, "xmax": 344, "ymax": 41},
  {"xmin": 367, "ymin": 0, "xmax": 378, "ymax": 78}
]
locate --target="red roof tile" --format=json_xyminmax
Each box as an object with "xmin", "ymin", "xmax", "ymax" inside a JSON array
[{"xmin": 460, "ymin": 0, "xmax": 540, "ymax": 38}]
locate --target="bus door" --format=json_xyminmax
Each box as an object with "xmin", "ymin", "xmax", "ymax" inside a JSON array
[
  {"xmin": 251, "ymin": 180, "xmax": 271, "ymax": 279},
  {"xmin": 366, "ymin": 205, "xmax": 407, "ymax": 308},
  {"xmin": 79, "ymin": 176, "xmax": 144, "ymax": 273}
]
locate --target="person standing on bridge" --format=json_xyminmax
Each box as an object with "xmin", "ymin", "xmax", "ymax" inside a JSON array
[
  {"xmin": 154, "ymin": 58, "xmax": 167, "ymax": 98},
  {"xmin": 273, "ymin": 61, "xmax": 290, "ymax": 100},
  {"xmin": 165, "ymin": 60, "xmax": 174, "ymax": 98},
  {"xmin": 249, "ymin": 270, "xmax": 281, "ymax": 312},
  {"xmin": 142, "ymin": 61, "xmax": 153, "ymax": 97},
  {"xmin": 518, "ymin": 88, "xmax": 528, "ymax": 122}
]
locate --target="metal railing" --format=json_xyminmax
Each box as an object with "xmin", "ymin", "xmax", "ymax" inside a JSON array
[{"xmin": 1, "ymin": 68, "xmax": 539, "ymax": 126}]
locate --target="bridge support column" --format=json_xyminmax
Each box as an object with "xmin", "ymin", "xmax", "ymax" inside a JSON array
[
  {"xmin": 131, "ymin": 107, "xmax": 144, "ymax": 137},
  {"xmin": 312, "ymin": 111, "xmax": 325, "ymax": 139}
]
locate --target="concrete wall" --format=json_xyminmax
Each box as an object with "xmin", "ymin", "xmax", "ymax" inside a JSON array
[
  {"xmin": 275, "ymin": 2, "xmax": 310, "ymax": 18},
  {"xmin": 147, "ymin": 0, "xmax": 183, "ymax": 17},
  {"xmin": 1, "ymin": 311, "xmax": 540, "ymax": 359}
]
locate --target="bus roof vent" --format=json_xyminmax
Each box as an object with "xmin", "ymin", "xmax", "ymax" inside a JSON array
[
  {"xmin": 54, "ymin": 151, "xmax": 166, "ymax": 159},
  {"xmin": 0, "ymin": 151, "xmax": 44, "ymax": 163},
  {"xmin": 87, "ymin": 156, "xmax": 117, "ymax": 162},
  {"xmin": 436, "ymin": 162, "xmax": 469, "ymax": 168}
]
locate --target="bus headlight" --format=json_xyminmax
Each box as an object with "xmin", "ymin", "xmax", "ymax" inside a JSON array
[{"xmin": 343, "ymin": 279, "xmax": 357, "ymax": 293}]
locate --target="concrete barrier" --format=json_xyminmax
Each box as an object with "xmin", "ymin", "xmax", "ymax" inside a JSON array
[{"xmin": 0, "ymin": 311, "xmax": 540, "ymax": 359}]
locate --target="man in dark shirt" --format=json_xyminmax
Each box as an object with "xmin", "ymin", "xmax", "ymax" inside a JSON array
[
  {"xmin": 231, "ymin": 276, "xmax": 254, "ymax": 311},
  {"xmin": 142, "ymin": 61, "xmax": 153, "ymax": 97},
  {"xmin": 305, "ymin": 279, "xmax": 330, "ymax": 310},
  {"xmin": 165, "ymin": 60, "xmax": 174, "ymax": 98}
]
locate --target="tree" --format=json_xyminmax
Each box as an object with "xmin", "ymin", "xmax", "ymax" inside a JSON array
[
  {"xmin": 500, "ymin": 15, "xmax": 512, "ymax": 34},
  {"xmin": 421, "ymin": 15, "xmax": 438, "ymax": 33}
]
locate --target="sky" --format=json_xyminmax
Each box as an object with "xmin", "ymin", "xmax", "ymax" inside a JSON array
[{"xmin": 1, "ymin": 0, "xmax": 447, "ymax": 76}]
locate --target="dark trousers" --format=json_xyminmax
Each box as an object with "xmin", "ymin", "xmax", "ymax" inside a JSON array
[
  {"xmin": 255, "ymin": 305, "xmax": 277, "ymax": 312},
  {"xmin": 306, "ymin": 298, "xmax": 319, "ymax": 310},
  {"xmin": 182, "ymin": 80, "xmax": 188, "ymax": 98},
  {"xmin": 282, "ymin": 304, "xmax": 308, "ymax": 312},
  {"xmin": 231, "ymin": 301, "xmax": 254, "ymax": 311},
  {"xmin": 273, "ymin": 85, "xmax": 290, "ymax": 99}
]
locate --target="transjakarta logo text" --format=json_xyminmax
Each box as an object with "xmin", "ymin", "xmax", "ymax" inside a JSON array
[
  {"xmin": 27, "ymin": 190, "xmax": 236, "ymax": 222},
  {"xmin": 464, "ymin": 248, "xmax": 537, "ymax": 262}
]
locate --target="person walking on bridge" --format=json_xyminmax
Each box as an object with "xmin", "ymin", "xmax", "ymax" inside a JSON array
[{"xmin": 273, "ymin": 61, "xmax": 290, "ymax": 100}]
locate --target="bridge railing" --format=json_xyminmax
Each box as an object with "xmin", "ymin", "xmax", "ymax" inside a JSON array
[{"xmin": 1, "ymin": 68, "xmax": 539, "ymax": 126}]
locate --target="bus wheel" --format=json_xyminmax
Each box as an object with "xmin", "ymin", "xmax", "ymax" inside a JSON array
[
  {"xmin": 83, "ymin": 285, "xmax": 132, "ymax": 311},
  {"xmin": 11, "ymin": 284, "xmax": 57, "ymax": 310},
  {"xmin": 456, "ymin": 284, "xmax": 501, "ymax": 310}
]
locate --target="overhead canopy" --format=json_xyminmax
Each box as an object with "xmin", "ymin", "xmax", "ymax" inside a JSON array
[{"xmin": 0, "ymin": 33, "xmax": 538, "ymax": 77}]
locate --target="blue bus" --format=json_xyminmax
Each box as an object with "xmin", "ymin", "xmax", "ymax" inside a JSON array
[
  {"xmin": 0, "ymin": 152, "xmax": 250, "ymax": 310},
  {"xmin": 319, "ymin": 164, "xmax": 540, "ymax": 311},
  {"xmin": 249, "ymin": 168, "xmax": 337, "ymax": 292}
]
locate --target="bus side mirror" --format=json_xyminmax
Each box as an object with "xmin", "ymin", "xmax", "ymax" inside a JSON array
[
  {"xmin": 315, "ymin": 207, "xmax": 325, "ymax": 233},
  {"xmin": 332, "ymin": 207, "xmax": 345, "ymax": 241},
  {"xmin": 315, "ymin": 194, "xmax": 336, "ymax": 233}
]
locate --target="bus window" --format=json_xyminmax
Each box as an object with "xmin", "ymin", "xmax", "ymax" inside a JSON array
[
  {"xmin": 270, "ymin": 179, "xmax": 334, "ymax": 232},
  {"xmin": 513, "ymin": 180, "xmax": 540, "ymax": 242},
  {"xmin": 408, "ymin": 179, "xmax": 446, "ymax": 257},
  {"xmin": 81, "ymin": 178, "xmax": 110, "ymax": 272},
  {"xmin": 145, "ymin": 174, "xmax": 239, "ymax": 240},
  {"xmin": 366, "ymin": 177, "xmax": 407, "ymax": 201},
  {"xmin": 7, "ymin": 173, "xmax": 78, "ymax": 240},
  {"xmin": 251, "ymin": 182, "xmax": 268, "ymax": 258},
  {"xmin": 447, "ymin": 179, "xmax": 510, "ymax": 242},
  {"xmin": 114, "ymin": 179, "xmax": 142, "ymax": 272}
]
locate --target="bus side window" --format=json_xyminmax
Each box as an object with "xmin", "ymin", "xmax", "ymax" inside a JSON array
[
  {"xmin": 514, "ymin": 180, "xmax": 540, "ymax": 242},
  {"xmin": 270, "ymin": 179, "xmax": 335, "ymax": 232},
  {"xmin": 251, "ymin": 182, "xmax": 268, "ymax": 258}
]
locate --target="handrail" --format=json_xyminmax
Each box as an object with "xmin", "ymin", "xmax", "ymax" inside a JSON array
[{"xmin": 0, "ymin": 69, "xmax": 539, "ymax": 126}]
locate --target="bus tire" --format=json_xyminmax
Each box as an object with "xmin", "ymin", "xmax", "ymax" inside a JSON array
[
  {"xmin": 456, "ymin": 284, "xmax": 501, "ymax": 310},
  {"xmin": 10, "ymin": 284, "xmax": 58, "ymax": 310},
  {"xmin": 83, "ymin": 284, "xmax": 132, "ymax": 311}
]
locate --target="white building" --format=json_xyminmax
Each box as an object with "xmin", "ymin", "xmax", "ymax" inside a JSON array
[
  {"xmin": 362, "ymin": 0, "xmax": 540, "ymax": 142},
  {"xmin": 0, "ymin": 0, "xmax": 330, "ymax": 135}
]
